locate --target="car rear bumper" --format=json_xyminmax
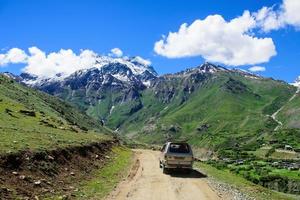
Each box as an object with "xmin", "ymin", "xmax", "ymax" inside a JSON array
[
  {"xmin": 165, "ymin": 164, "xmax": 193, "ymax": 169},
  {"xmin": 164, "ymin": 161, "xmax": 193, "ymax": 169}
]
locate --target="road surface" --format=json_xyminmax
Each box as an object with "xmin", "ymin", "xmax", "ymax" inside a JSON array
[{"xmin": 106, "ymin": 150, "xmax": 221, "ymax": 200}]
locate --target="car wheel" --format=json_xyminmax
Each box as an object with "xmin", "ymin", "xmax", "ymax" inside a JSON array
[{"xmin": 162, "ymin": 166, "xmax": 168, "ymax": 174}]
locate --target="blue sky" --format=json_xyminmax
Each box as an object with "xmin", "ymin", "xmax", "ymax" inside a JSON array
[{"xmin": 0, "ymin": 0, "xmax": 299, "ymax": 82}]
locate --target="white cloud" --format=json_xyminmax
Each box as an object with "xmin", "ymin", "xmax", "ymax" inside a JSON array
[
  {"xmin": 283, "ymin": 0, "xmax": 300, "ymax": 27},
  {"xmin": 0, "ymin": 47, "xmax": 97, "ymax": 78},
  {"xmin": 255, "ymin": 0, "xmax": 300, "ymax": 32},
  {"xmin": 0, "ymin": 48, "xmax": 28, "ymax": 66},
  {"xmin": 254, "ymin": 7, "xmax": 284, "ymax": 32},
  {"xmin": 248, "ymin": 66, "xmax": 266, "ymax": 72},
  {"xmin": 110, "ymin": 48, "xmax": 123, "ymax": 57},
  {"xmin": 154, "ymin": 0, "xmax": 300, "ymax": 66},
  {"xmin": 154, "ymin": 11, "xmax": 276, "ymax": 66},
  {"xmin": 23, "ymin": 47, "xmax": 97, "ymax": 78}
]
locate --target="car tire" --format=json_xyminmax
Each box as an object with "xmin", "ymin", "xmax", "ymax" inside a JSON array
[{"xmin": 162, "ymin": 166, "xmax": 168, "ymax": 174}]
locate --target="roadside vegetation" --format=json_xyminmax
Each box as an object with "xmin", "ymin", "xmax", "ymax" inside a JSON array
[
  {"xmin": 193, "ymin": 127, "xmax": 300, "ymax": 197},
  {"xmin": 196, "ymin": 162, "xmax": 299, "ymax": 200},
  {"xmin": 204, "ymin": 159, "xmax": 300, "ymax": 194}
]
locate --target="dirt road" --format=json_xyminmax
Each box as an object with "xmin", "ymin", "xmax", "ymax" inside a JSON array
[{"xmin": 106, "ymin": 150, "xmax": 221, "ymax": 200}]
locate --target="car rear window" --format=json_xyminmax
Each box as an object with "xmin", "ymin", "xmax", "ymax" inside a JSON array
[{"xmin": 168, "ymin": 143, "xmax": 190, "ymax": 153}]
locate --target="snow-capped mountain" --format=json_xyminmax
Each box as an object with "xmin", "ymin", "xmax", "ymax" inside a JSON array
[
  {"xmin": 163, "ymin": 62, "xmax": 260, "ymax": 80},
  {"xmin": 169, "ymin": 62, "xmax": 227, "ymax": 77},
  {"xmin": 12, "ymin": 55, "xmax": 159, "ymax": 119},
  {"xmin": 19, "ymin": 55, "xmax": 157, "ymax": 88},
  {"xmin": 16, "ymin": 61, "xmax": 262, "ymax": 90}
]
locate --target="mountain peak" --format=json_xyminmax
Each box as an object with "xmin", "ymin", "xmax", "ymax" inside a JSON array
[
  {"xmin": 94, "ymin": 56, "xmax": 156, "ymax": 76},
  {"xmin": 198, "ymin": 62, "xmax": 228, "ymax": 73},
  {"xmin": 171, "ymin": 62, "xmax": 228, "ymax": 77}
]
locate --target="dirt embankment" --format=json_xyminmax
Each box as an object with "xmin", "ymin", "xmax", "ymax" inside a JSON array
[{"xmin": 0, "ymin": 139, "xmax": 119, "ymax": 199}]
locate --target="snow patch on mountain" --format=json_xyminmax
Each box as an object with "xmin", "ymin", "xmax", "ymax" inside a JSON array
[
  {"xmin": 143, "ymin": 80, "xmax": 151, "ymax": 87},
  {"xmin": 112, "ymin": 73, "xmax": 130, "ymax": 82},
  {"xmin": 177, "ymin": 62, "xmax": 227, "ymax": 77},
  {"xmin": 231, "ymin": 68, "xmax": 262, "ymax": 79},
  {"xmin": 94, "ymin": 56, "xmax": 155, "ymax": 76},
  {"xmin": 2, "ymin": 72, "xmax": 18, "ymax": 79}
]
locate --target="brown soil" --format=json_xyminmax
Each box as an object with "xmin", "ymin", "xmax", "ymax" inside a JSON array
[{"xmin": 0, "ymin": 139, "xmax": 119, "ymax": 199}]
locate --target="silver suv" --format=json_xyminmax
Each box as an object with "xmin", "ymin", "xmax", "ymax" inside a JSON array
[{"xmin": 159, "ymin": 142, "xmax": 194, "ymax": 173}]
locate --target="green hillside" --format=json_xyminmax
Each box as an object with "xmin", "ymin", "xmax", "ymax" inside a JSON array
[
  {"xmin": 0, "ymin": 75, "xmax": 111, "ymax": 153},
  {"xmin": 277, "ymin": 90, "xmax": 300, "ymax": 129},
  {"xmin": 115, "ymin": 71, "xmax": 297, "ymax": 151}
]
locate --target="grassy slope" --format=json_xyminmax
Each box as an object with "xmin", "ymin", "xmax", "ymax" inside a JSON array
[
  {"xmin": 196, "ymin": 162, "xmax": 298, "ymax": 200},
  {"xmin": 277, "ymin": 92, "xmax": 300, "ymax": 129},
  {"xmin": 124, "ymin": 72, "xmax": 296, "ymax": 150},
  {"xmin": 0, "ymin": 75, "xmax": 111, "ymax": 153}
]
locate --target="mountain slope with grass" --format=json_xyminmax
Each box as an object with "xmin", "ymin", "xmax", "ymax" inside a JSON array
[
  {"xmin": 0, "ymin": 74, "xmax": 111, "ymax": 153},
  {"xmin": 277, "ymin": 87, "xmax": 300, "ymax": 129},
  {"xmin": 119, "ymin": 65, "xmax": 297, "ymax": 151}
]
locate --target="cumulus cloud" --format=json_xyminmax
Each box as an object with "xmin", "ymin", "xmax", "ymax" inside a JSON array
[
  {"xmin": 0, "ymin": 47, "xmax": 98, "ymax": 78},
  {"xmin": 0, "ymin": 48, "xmax": 28, "ymax": 66},
  {"xmin": 254, "ymin": 0, "xmax": 300, "ymax": 32},
  {"xmin": 154, "ymin": 0, "xmax": 300, "ymax": 66},
  {"xmin": 154, "ymin": 11, "xmax": 276, "ymax": 66},
  {"xmin": 248, "ymin": 66, "xmax": 266, "ymax": 72},
  {"xmin": 23, "ymin": 47, "xmax": 97, "ymax": 78},
  {"xmin": 110, "ymin": 48, "xmax": 123, "ymax": 57}
]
